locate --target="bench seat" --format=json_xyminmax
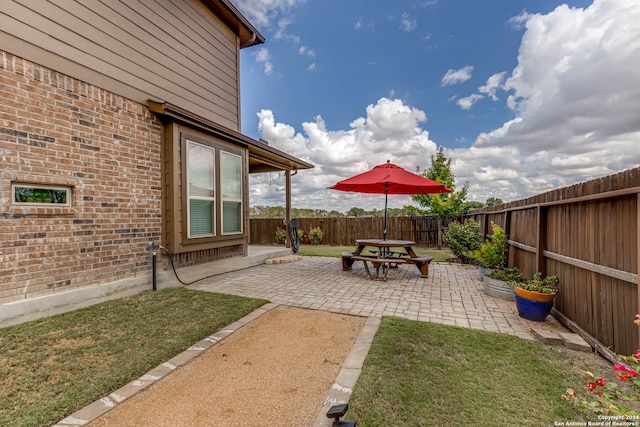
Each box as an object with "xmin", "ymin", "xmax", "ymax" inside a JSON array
[
  {"xmin": 404, "ymin": 255, "xmax": 434, "ymax": 278},
  {"xmin": 341, "ymin": 251, "xmax": 355, "ymax": 271},
  {"xmin": 351, "ymin": 256, "xmax": 406, "ymax": 281}
]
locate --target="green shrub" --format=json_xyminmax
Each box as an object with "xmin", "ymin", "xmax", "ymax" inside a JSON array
[
  {"xmin": 275, "ymin": 227, "xmax": 287, "ymax": 245},
  {"xmin": 308, "ymin": 227, "xmax": 323, "ymax": 245},
  {"xmin": 489, "ymin": 267, "xmax": 527, "ymax": 282},
  {"xmin": 442, "ymin": 219, "xmax": 480, "ymax": 263},
  {"xmin": 470, "ymin": 222, "xmax": 508, "ymax": 269}
]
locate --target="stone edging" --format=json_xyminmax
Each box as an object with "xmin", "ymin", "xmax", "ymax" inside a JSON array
[{"xmin": 53, "ymin": 302, "xmax": 280, "ymax": 427}]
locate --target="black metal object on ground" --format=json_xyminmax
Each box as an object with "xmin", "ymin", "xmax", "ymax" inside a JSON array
[{"xmin": 326, "ymin": 403, "xmax": 356, "ymax": 427}]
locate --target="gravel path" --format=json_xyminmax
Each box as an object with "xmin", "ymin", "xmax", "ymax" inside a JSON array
[{"xmin": 90, "ymin": 306, "xmax": 365, "ymax": 426}]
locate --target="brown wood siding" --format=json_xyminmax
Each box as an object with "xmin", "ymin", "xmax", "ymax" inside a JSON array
[
  {"xmin": 163, "ymin": 124, "xmax": 247, "ymax": 254},
  {"xmin": 0, "ymin": 0, "xmax": 241, "ymax": 130}
]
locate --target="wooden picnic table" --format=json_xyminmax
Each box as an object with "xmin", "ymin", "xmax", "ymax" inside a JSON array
[{"xmin": 341, "ymin": 239, "xmax": 433, "ymax": 280}]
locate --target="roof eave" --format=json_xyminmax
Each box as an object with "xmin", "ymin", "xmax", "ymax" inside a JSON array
[
  {"xmin": 148, "ymin": 101, "xmax": 313, "ymax": 173},
  {"xmin": 202, "ymin": 0, "xmax": 265, "ymax": 48}
]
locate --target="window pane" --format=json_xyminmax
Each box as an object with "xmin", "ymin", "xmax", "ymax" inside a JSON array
[
  {"xmin": 190, "ymin": 199, "xmax": 214, "ymax": 236},
  {"xmin": 223, "ymin": 201, "xmax": 241, "ymax": 233},
  {"xmin": 188, "ymin": 143, "xmax": 214, "ymax": 198},
  {"xmin": 14, "ymin": 186, "xmax": 69, "ymax": 205},
  {"xmin": 221, "ymin": 152, "xmax": 241, "ymax": 199}
]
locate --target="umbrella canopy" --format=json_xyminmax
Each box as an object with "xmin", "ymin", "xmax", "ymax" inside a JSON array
[{"xmin": 328, "ymin": 160, "xmax": 452, "ymax": 240}]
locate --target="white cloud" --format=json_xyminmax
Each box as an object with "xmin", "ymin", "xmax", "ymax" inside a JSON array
[
  {"xmin": 478, "ymin": 72, "xmax": 506, "ymax": 101},
  {"xmin": 456, "ymin": 72, "xmax": 506, "ymax": 110},
  {"xmin": 399, "ymin": 13, "xmax": 417, "ymax": 32},
  {"xmin": 454, "ymin": 0, "xmax": 640, "ymax": 202},
  {"xmin": 489, "ymin": 0, "xmax": 640, "ymax": 153},
  {"xmin": 508, "ymin": 10, "xmax": 533, "ymax": 29},
  {"xmin": 274, "ymin": 18, "xmax": 300, "ymax": 42},
  {"xmin": 441, "ymin": 66, "xmax": 473, "ymax": 86},
  {"xmin": 298, "ymin": 45, "xmax": 315, "ymax": 57},
  {"xmin": 230, "ymin": 0, "xmax": 305, "ymax": 29},
  {"xmin": 457, "ymin": 94, "xmax": 484, "ymax": 110},
  {"xmin": 232, "ymin": 0, "xmax": 308, "ymax": 74},
  {"xmin": 250, "ymin": 99, "xmax": 439, "ymax": 211},
  {"xmin": 254, "ymin": 47, "xmax": 273, "ymax": 75}
]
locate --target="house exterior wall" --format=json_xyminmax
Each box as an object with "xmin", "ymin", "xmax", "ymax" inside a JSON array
[
  {"xmin": 0, "ymin": 0, "xmax": 241, "ymax": 130},
  {"xmin": 0, "ymin": 51, "xmax": 163, "ymax": 304},
  {"xmin": 0, "ymin": 1, "xmax": 272, "ymax": 319},
  {"xmin": 161, "ymin": 122, "xmax": 248, "ymax": 257}
]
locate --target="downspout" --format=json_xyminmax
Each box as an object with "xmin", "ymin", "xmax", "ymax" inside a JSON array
[{"xmin": 240, "ymin": 33, "xmax": 257, "ymax": 49}]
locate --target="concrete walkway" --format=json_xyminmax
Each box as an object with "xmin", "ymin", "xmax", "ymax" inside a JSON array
[{"xmin": 55, "ymin": 254, "xmax": 534, "ymax": 426}]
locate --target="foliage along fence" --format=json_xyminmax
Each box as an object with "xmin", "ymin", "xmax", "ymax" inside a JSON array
[
  {"xmin": 249, "ymin": 215, "xmax": 448, "ymax": 247},
  {"xmin": 461, "ymin": 166, "xmax": 640, "ymax": 355}
]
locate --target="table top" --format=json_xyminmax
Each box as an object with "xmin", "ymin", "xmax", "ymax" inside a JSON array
[{"xmin": 356, "ymin": 239, "xmax": 416, "ymax": 247}]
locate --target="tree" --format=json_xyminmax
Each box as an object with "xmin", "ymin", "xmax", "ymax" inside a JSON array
[
  {"xmin": 347, "ymin": 207, "xmax": 366, "ymax": 217},
  {"xmin": 461, "ymin": 201, "xmax": 484, "ymax": 213},
  {"xmin": 485, "ymin": 197, "xmax": 503, "ymax": 207},
  {"xmin": 412, "ymin": 146, "xmax": 468, "ymax": 218}
]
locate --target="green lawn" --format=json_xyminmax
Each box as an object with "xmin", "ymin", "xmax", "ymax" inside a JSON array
[
  {"xmin": 349, "ymin": 317, "xmax": 592, "ymax": 426},
  {"xmin": 0, "ymin": 288, "xmax": 268, "ymax": 427},
  {"xmin": 297, "ymin": 244, "xmax": 455, "ymax": 262}
]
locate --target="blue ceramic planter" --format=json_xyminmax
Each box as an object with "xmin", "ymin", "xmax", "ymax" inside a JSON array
[{"xmin": 515, "ymin": 294, "xmax": 554, "ymax": 322}]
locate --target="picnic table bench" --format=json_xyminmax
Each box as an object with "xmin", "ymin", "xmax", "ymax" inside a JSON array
[
  {"xmin": 351, "ymin": 255, "xmax": 407, "ymax": 281},
  {"xmin": 341, "ymin": 240, "xmax": 434, "ymax": 279}
]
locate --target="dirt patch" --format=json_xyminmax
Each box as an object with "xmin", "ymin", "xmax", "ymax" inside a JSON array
[{"xmin": 91, "ymin": 306, "xmax": 365, "ymax": 427}]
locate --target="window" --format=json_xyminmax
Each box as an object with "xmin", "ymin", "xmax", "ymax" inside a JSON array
[
  {"xmin": 12, "ymin": 184, "xmax": 71, "ymax": 206},
  {"xmin": 187, "ymin": 141, "xmax": 215, "ymax": 237},
  {"xmin": 221, "ymin": 151, "xmax": 242, "ymax": 234}
]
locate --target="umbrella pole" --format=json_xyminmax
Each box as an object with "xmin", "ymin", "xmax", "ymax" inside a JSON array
[{"xmin": 383, "ymin": 184, "xmax": 388, "ymax": 241}]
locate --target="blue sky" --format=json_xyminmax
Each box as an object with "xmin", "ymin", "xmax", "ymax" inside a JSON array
[{"xmin": 231, "ymin": 0, "xmax": 640, "ymax": 213}]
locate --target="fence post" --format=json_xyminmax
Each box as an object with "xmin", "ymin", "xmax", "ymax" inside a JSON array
[
  {"xmin": 637, "ymin": 194, "xmax": 640, "ymax": 348},
  {"xmin": 285, "ymin": 171, "xmax": 291, "ymax": 248},
  {"xmin": 536, "ymin": 206, "xmax": 548, "ymax": 276}
]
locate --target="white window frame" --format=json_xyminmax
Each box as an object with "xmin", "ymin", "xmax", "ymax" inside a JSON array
[
  {"xmin": 186, "ymin": 140, "xmax": 216, "ymax": 238},
  {"xmin": 220, "ymin": 151, "xmax": 243, "ymax": 235}
]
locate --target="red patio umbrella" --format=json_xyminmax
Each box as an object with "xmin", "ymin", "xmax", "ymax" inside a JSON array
[{"xmin": 328, "ymin": 160, "xmax": 452, "ymax": 240}]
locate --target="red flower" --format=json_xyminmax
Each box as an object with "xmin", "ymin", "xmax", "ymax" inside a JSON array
[
  {"xmin": 613, "ymin": 363, "xmax": 640, "ymax": 377},
  {"xmin": 586, "ymin": 382, "xmax": 597, "ymax": 391},
  {"xmin": 595, "ymin": 377, "xmax": 606, "ymax": 387}
]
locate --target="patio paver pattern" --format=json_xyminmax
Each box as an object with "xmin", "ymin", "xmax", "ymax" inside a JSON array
[{"xmin": 191, "ymin": 256, "xmax": 532, "ymax": 340}]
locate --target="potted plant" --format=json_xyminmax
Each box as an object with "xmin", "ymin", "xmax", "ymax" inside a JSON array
[
  {"xmin": 509, "ymin": 272, "xmax": 559, "ymax": 322},
  {"xmin": 484, "ymin": 267, "xmax": 528, "ymax": 301},
  {"xmin": 470, "ymin": 223, "xmax": 508, "ymax": 280}
]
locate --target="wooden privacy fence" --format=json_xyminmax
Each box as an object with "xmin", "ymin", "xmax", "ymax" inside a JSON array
[
  {"xmin": 249, "ymin": 215, "xmax": 448, "ymax": 247},
  {"xmin": 461, "ymin": 167, "xmax": 640, "ymax": 355}
]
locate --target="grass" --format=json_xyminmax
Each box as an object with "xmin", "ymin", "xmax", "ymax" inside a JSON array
[
  {"xmin": 348, "ymin": 317, "xmax": 592, "ymax": 426},
  {"xmin": 0, "ymin": 288, "xmax": 268, "ymax": 427},
  {"xmin": 297, "ymin": 244, "xmax": 455, "ymax": 262}
]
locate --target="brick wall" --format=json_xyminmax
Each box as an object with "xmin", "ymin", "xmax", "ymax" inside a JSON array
[{"xmin": 0, "ymin": 51, "xmax": 163, "ymax": 304}]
